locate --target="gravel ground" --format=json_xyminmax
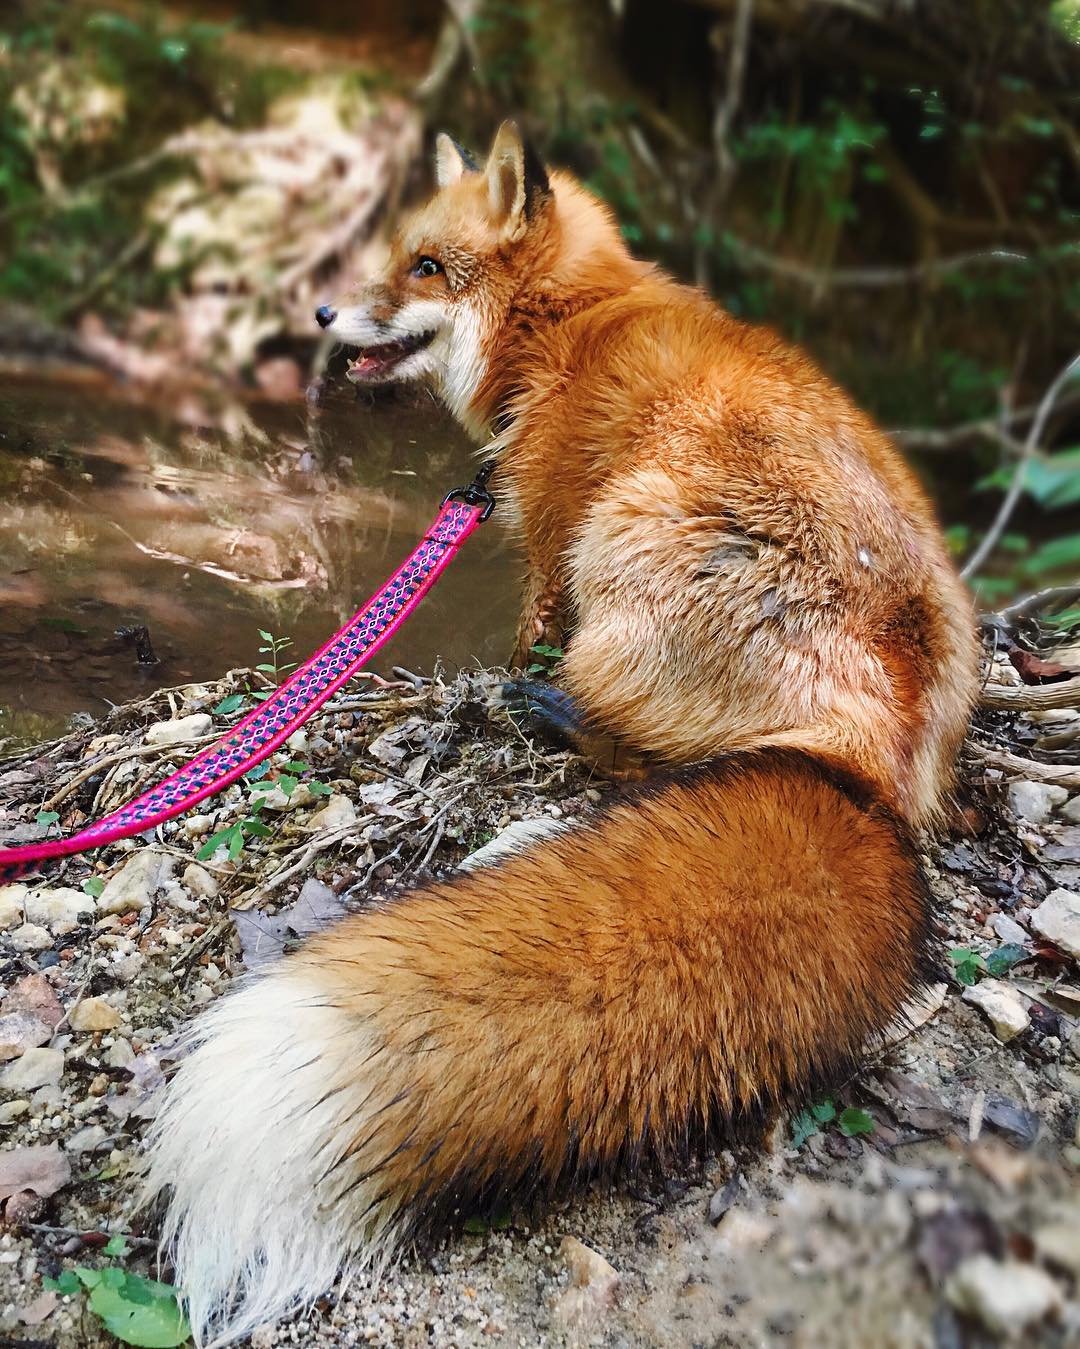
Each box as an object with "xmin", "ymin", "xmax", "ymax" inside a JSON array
[{"xmin": 0, "ymin": 657, "xmax": 1078, "ymax": 1349}]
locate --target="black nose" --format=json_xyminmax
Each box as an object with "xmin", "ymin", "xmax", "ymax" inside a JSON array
[{"xmin": 314, "ymin": 305, "xmax": 337, "ymax": 329}]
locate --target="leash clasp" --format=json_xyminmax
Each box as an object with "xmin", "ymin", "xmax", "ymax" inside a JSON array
[{"xmin": 442, "ymin": 458, "xmax": 496, "ymax": 522}]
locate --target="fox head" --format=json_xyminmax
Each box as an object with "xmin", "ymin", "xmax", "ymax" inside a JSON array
[{"xmin": 316, "ymin": 120, "xmax": 638, "ymax": 440}]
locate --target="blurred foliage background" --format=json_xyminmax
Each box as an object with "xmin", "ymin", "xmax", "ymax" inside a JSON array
[{"xmin": 1, "ymin": 0, "xmax": 1079, "ymax": 608}]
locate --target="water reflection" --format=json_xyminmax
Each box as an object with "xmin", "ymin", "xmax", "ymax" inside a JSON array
[{"xmin": 0, "ymin": 374, "xmax": 516, "ymax": 747}]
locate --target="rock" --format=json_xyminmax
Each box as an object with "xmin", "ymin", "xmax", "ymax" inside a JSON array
[
  {"xmin": 983, "ymin": 1096, "xmax": 1040, "ymax": 1148},
  {"xmin": 105, "ymin": 1037, "xmax": 135, "ymax": 1069},
  {"xmin": 23, "ymin": 886, "xmax": 92, "ymax": 934},
  {"xmin": 945, "ymin": 1255, "xmax": 1062, "ymax": 1339},
  {"xmin": 1008, "ymin": 780, "xmax": 1069, "ymax": 825},
  {"xmin": 554, "ymin": 1237, "xmax": 619, "ymax": 1328},
  {"xmin": 1035, "ymin": 1216, "xmax": 1080, "ymax": 1277},
  {"xmin": 69, "ymin": 997, "xmax": 122, "ymax": 1033},
  {"xmin": 3, "ymin": 973, "xmax": 63, "ymax": 1027},
  {"xmin": 257, "ymin": 782, "xmax": 315, "ymax": 812},
  {"xmin": 182, "ymin": 862, "xmax": 219, "ymax": 900},
  {"xmin": 0, "ymin": 883, "xmax": 27, "ymax": 929},
  {"xmin": 144, "ymin": 712, "xmax": 212, "ymax": 746},
  {"xmin": 0, "ymin": 1046, "xmax": 63, "ymax": 1091},
  {"xmin": 0, "ymin": 1012, "xmax": 50, "ymax": 1061},
  {"xmin": 1030, "ymin": 889, "xmax": 1080, "ymax": 960},
  {"xmin": 306, "ymin": 794, "xmax": 356, "ymax": 831},
  {"xmin": 1061, "ymin": 795, "xmax": 1080, "ymax": 823},
  {"xmin": 183, "ymin": 814, "xmax": 212, "ymax": 837},
  {"xmin": 99, "ymin": 848, "xmax": 175, "ymax": 915},
  {"xmin": 0, "ymin": 1100, "xmax": 30, "ymax": 1124},
  {"xmin": 65, "ymin": 1124, "xmax": 108, "ymax": 1157},
  {"xmin": 963, "ymin": 978, "xmax": 1030, "ymax": 1041},
  {"xmin": 990, "ymin": 913, "xmax": 1028, "ymax": 946},
  {"xmin": 8, "ymin": 923, "xmax": 52, "ymax": 952}
]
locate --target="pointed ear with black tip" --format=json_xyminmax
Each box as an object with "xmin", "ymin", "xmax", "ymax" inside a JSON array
[
  {"xmin": 434, "ymin": 132, "xmax": 477, "ymax": 189},
  {"xmin": 485, "ymin": 120, "xmax": 551, "ymax": 238}
]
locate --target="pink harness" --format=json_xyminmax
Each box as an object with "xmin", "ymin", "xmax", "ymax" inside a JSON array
[{"xmin": 0, "ymin": 468, "xmax": 495, "ymax": 885}]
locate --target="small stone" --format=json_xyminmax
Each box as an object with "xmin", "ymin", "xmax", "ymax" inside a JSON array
[
  {"xmin": 963, "ymin": 978, "xmax": 1030, "ymax": 1041},
  {"xmin": 257, "ymin": 782, "xmax": 315, "ymax": 812},
  {"xmin": 65, "ymin": 1124, "xmax": 108, "ymax": 1157},
  {"xmin": 0, "ymin": 1046, "xmax": 63, "ymax": 1091},
  {"xmin": 0, "ymin": 883, "xmax": 27, "ymax": 929},
  {"xmin": 286, "ymin": 729, "xmax": 309, "ymax": 754},
  {"xmin": 1008, "ymin": 780, "xmax": 1069, "ymax": 825},
  {"xmin": 105, "ymin": 1037, "xmax": 135, "ymax": 1069},
  {"xmin": 99, "ymin": 849, "xmax": 175, "ymax": 915},
  {"xmin": 184, "ymin": 814, "xmax": 212, "ymax": 837},
  {"xmin": 144, "ymin": 712, "xmax": 212, "ymax": 747},
  {"xmin": 990, "ymin": 912, "xmax": 1028, "ymax": 946},
  {"xmin": 554, "ymin": 1237, "xmax": 619, "ymax": 1328},
  {"xmin": 8, "ymin": 923, "xmax": 51, "ymax": 952},
  {"xmin": 3, "ymin": 974, "xmax": 63, "ymax": 1028},
  {"xmin": 0, "ymin": 1100, "xmax": 30, "ymax": 1123},
  {"xmin": 24, "ymin": 886, "xmax": 93, "ymax": 934},
  {"xmin": 69, "ymin": 997, "xmax": 122, "ymax": 1033},
  {"xmin": 181, "ymin": 862, "xmax": 219, "ymax": 900},
  {"xmin": 1030, "ymin": 889, "xmax": 1080, "ymax": 960},
  {"xmin": 1035, "ymin": 1217, "xmax": 1080, "ymax": 1277},
  {"xmin": 1061, "ymin": 795, "xmax": 1080, "ymax": 823},
  {"xmin": 945, "ymin": 1255, "xmax": 1062, "ymax": 1339},
  {"xmin": 88, "ymin": 1073, "xmax": 109, "ymax": 1097},
  {"xmin": 0, "ymin": 1012, "xmax": 50, "ymax": 1061},
  {"xmin": 306, "ymin": 794, "xmax": 356, "ymax": 832},
  {"xmin": 110, "ymin": 954, "xmax": 146, "ymax": 984}
]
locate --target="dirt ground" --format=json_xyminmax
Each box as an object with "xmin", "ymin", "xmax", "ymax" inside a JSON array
[{"xmin": 0, "ymin": 657, "xmax": 1078, "ymax": 1349}]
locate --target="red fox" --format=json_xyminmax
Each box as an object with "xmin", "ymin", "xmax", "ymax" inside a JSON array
[{"xmin": 145, "ymin": 123, "xmax": 979, "ymax": 1345}]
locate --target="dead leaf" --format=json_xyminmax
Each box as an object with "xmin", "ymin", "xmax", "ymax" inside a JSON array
[
  {"xmin": 1009, "ymin": 649, "xmax": 1071, "ymax": 684},
  {"xmin": 235, "ymin": 878, "xmax": 346, "ymax": 972},
  {"xmin": 0, "ymin": 1143, "xmax": 70, "ymax": 1203}
]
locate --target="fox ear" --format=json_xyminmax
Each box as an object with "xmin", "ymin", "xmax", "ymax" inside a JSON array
[
  {"xmin": 434, "ymin": 133, "xmax": 477, "ymax": 189},
  {"xmin": 485, "ymin": 120, "xmax": 550, "ymax": 236}
]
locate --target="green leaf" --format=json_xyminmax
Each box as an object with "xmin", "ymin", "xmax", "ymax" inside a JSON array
[
  {"xmin": 308, "ymin": 780, "xmax": 333, "ymax": 797},
  {"xmin": 1025, "ymin": 534, "xmax": 1080, "ymax": 577},
  {"xmin": 44, "ymin": 1271, "xmax": 81, "ymax": 1295},
  {"xmin": 283, "ymin": 761, "xmax": 311, "ymax": 773},
  {"xmin": 258, "ymin": 630, "xmax": 274, "ymax": 642},
  {"xmin": 198, "ymin": 826, "xmax": 240, "ymax": 861},
  {"xmin": 36, "ymin": 809, "xmax": 59, "ymax": 827},
  {"xmin": 790, "ymin": 1097, "xmax": 836, "ymax": 1148},
  {"xmin": 526, "ymin": 663, "xmax": 546, "ymax": 674},
  {"xmin": 250, "ymin": 691, "xmax": 273, "ymax": 702},
  {"xmin": 949, "ymin": 946, "xmax": 985, "ymax": 986},
  {"xmin": 462, "ymin": 1215, "xmax": 490, "ymax": 1234},
  {"xmin": 103, "ymin": 1234, "xmax": 128, "ymax": 1258},
  {"xmin": 227, "ymin": 829, "xmax": 245, "ymax": 861},
  {"xmin": 838, "ymin": 1107, "xmax": 875, "ymax": 1137},
  {"xmin": 254, "ymin": 663, "xmax": 277, "ymax": 674},
  {"xmin": 530, "ymin": 644, "xmax": 564, "ymax": 658},
  {"xmin": 244, "ymin": 761, "xmax": 271, "ymax": 782},
  {"xmin": 276, "ymin": 774, "xmax": 298, "ymax": 798},
  {"xmin": 87, "ymin": 1273, "xmax": 190, "ymax": 1347},
  {"xmin": 213, "ymin": 693, "xmax": 247, "ymax": 716},
  {"xmin": 241, "ymin": 819, "xmax": 271, "ymax": 838},
  {"xmin": 83, "ymin": 876, "xmax": 105, "ymax": 898},
  {"xmin": 810, "ymin": 1098, "xmax": 836, "ymax": 1125},
  {"xmin": 984, "ymin": 943, "xmax": 1028, "ymax": 977}
]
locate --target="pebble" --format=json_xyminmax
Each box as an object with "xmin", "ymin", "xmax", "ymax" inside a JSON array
[
  {"xmin": 99, "ymin": 848, "xmax": 175, "ymax": 915},
  {"xmin": 0, "ymin": 1099, "xmax": 30, "ymax": 1123},
  {"xmin": 65, "ymin": 1124, "xmax": 108, "ymax": 1157},
  {"xmin": 0, "ymin": 1012, "xmax": 51, "ymax": 1061},
  {"xmin": 0, "ymin": 884, "xmax": 27, "ymax": 929},
  {"xmin": 8, "ymin": 923, "xmax": 52, "ymax": 952},
  {"xmin": 105, "ymin": 1037, "xmax": 135, "ymax": 1069},
  {"xmin": 182, "ymin": 862, "xmax": 219, "ymax": 900},
  {"xmin": 4, "ymin": 975, "xmax": 63, "ymax": 1028},
  {"xmin": 144, "ymin": 712, "xmax": 213, "ymax": 746},
  {"xmin": 962, "ymin": 979, "xmax": 1030, "ymax": 1041},
  {"xmin": 990, "ymin": 912, "xmax": 1028, "ymax": 946},
  {"xmin": 69, "ymin": 997, "xmax": 122, "ymax": 1033},
  {"xmin": 23, "ymin": 886, "xmax": 93, "ymax": 935},
  {"xmin": 0, "ymin": 1047, "xmax": 64, "ymax": 1091},
  {"xmin": 1035, "ymin": 1216, "xmax": 1080, "ymax": 1277},
  {"xmin": 1030, "ymin": 888, "xmax": 1080, "ymax": 960},
  {"xmin": 1007, "ymin": 780, "xmax": 1068, "ymax": 825},
  {"xmin": 945, "ymin": 1254, "xmax": 1062, "ymax": 1338},
  {"xmin": 554, "ymin": 1237, "xmax": 619, "ymax": 1328},
  {"xmin": 306, "ymin": 794, "xmax": 356, "ymax": 831},
  {"xmin": 184, "ymin": 814, "xmax": 212, "ymax": 837},
  {"xmin": 258, "ymin": 782, "xmax": 315, "ymax": 812}
]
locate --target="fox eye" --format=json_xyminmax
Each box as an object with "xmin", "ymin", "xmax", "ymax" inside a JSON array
[{"xmin": 414, "ymin": 256, "xmax": 442, "ymax": 278}]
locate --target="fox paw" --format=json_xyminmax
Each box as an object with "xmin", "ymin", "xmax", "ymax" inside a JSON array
[{"xmin": 501, "ymin": 679, "xmax": 589, "ymax": 745}]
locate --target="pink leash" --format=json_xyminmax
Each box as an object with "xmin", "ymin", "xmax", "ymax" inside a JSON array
[{"xmin": 0, "ymin": 467, "xmax": 496, "ymax": 885}]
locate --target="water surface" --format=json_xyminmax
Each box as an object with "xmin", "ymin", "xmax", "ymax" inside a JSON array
[{"xmin": 0, "ymin": 374, "xmax": 517, "ymax": 748}]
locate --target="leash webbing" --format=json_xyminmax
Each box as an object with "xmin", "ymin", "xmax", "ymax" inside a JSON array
[{"xmin": 0, "ymin": 472, "xmax": 495, "ymax": 885}]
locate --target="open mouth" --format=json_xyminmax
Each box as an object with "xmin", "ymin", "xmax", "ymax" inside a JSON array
[{"xmin": 345, "ymin": 330, "xmax": 435, "ymax": 382}]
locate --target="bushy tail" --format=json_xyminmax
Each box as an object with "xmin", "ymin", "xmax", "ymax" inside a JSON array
[{"xmin": 144, "ymin": 748, "xmax": 935, "ymax": 1345}]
